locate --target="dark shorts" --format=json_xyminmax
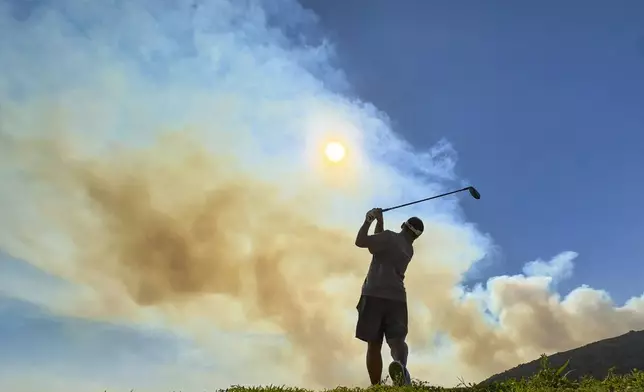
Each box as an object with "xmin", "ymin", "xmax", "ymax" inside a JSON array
[{"xmin": 355, "ymin": 294, "xmax": 408, "ymax": 343}]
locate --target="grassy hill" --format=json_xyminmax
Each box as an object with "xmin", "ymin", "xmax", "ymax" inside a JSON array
[
  {"xmin": 223, "ymin": 367, "xmax": 644, "ymax": 392},
  {"xmin": 482, "ymin": 330, "xmax": 644, "ymax": 385},
  {"xmin": 220, "ymin": 360, "xmax": 644, "ymax": 391},
  {"xmin": 220, "ymin": 330, "xmax": 644, "ymax": 392}
]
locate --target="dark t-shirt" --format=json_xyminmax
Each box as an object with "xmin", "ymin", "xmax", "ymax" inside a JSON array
[{"xmin": 361, "ymin": 230, "xmax": 414, "ymax": 302}]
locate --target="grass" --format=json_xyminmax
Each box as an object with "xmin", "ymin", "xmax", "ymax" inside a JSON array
[{"xmin": 222, "ymin": 357, "xmax": 644, "ymax": 392}]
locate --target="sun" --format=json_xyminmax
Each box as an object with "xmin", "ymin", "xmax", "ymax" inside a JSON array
[{"xmin": 324, "ymin": 141, "xmax": 346, "ymax": 163}]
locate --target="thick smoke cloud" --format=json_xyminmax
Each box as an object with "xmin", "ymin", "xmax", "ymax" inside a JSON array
[
  {"xmin": 1, "ymin": 0, "xmax": 643, "ymax": 388},
  {"xmin": 2, "ymin": 130, "xmax": 371, "ymax": 385}
]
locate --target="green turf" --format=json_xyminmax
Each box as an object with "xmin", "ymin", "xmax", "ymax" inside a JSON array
[{"xmin": 221, "ymin": 357, "xmax": 644, "ymax": 392}]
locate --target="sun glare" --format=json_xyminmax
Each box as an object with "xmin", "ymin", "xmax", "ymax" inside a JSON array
[{"xmin": 324, "ymin": 141, "xmax": 346, "ymax": 163}]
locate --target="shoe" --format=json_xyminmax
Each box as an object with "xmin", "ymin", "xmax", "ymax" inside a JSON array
[{"xmin": 388, "ymin": 360, "xmax": 411, "ymax": 386}]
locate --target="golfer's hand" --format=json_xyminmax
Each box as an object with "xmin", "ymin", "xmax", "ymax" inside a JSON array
[
  {"xmin": 372, "ymin": 208, "xmax": 383, "ymax": 222},
  {"xmin": 365, "ymin": 208, "xmax": 383, "ymax": 224}
]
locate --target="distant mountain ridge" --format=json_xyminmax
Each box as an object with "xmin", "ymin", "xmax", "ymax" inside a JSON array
[{"xmin": 482, "ymin": 330, "xmax": 644, "ymax": 384}]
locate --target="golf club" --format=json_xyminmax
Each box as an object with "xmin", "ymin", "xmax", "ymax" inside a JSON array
[{"xmin": 381, "ymin": 186, "xmax": 481, "ymax": 212}]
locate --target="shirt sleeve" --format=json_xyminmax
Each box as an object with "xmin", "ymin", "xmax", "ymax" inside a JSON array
[{"xmin": 366, "ymin": 231, "xmax": 392, "ymax": 254}]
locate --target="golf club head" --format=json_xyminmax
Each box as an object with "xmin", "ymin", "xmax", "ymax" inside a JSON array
[{"xmin": 468, "ymin": 186, "xmax": 481, "ymax": 200}]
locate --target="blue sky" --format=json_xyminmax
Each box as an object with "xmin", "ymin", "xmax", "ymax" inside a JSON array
[
  {"xmin": 0, "ymin": 0, "xmax": 643, "ymax": 390},
  {"xmin": 300, "ymin": 0, "xmax": 644, "ymax": 304}
]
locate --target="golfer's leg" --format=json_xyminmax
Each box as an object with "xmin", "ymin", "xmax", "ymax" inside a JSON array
[
  {"xmin": 388, "ymin": 338, "xmax": 409, "ymax": 367},
  {"xmin": 384, "ymin": 299, "xmax": 411, "ymax": 385},
  {"xmin": 384, "ymin": 299, "xmax": 409, "ymax": 364},
  {"xmin": 386, "ymin": 338, "xmax": 409, "ymax": 386},
  {"xmin": 355, "ymin": 296, "xmax": 385, "ymax": 385},
  {"xmin": 366, "ymin": 340, "xmax": 383, "ymax": 385}
]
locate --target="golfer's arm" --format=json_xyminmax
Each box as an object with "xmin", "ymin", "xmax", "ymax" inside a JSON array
[
  {"xmin": 354, "ymin": 221, "xmax": 372, "ymax": 248},
  {"xmin": 374, "ymin": 218, "xmax": 384, "ymax": 234}
]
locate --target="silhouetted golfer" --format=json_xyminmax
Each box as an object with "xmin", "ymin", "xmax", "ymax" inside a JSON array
[{"xmin": 354, "ymin": 207, "xmax": 424, "ymax": 386}]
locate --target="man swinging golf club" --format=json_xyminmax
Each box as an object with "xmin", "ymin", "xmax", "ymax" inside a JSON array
[{"xmin": 354, "ymin": 207, "xmax": 424, "ymax": 386}]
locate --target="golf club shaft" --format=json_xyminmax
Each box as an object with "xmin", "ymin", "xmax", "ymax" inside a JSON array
[{"xmin": 382, "ymin": 187, "xmax": 472, "ymax": 212}]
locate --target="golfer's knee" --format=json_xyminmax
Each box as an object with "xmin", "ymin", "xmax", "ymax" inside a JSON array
[
  {"xmin": 387, "ymin": 338, "xmax": 407, "ymax": 356},
  {"xmin": 387, "ymin": 337, "xmax": 404, "ymax": 348}
]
